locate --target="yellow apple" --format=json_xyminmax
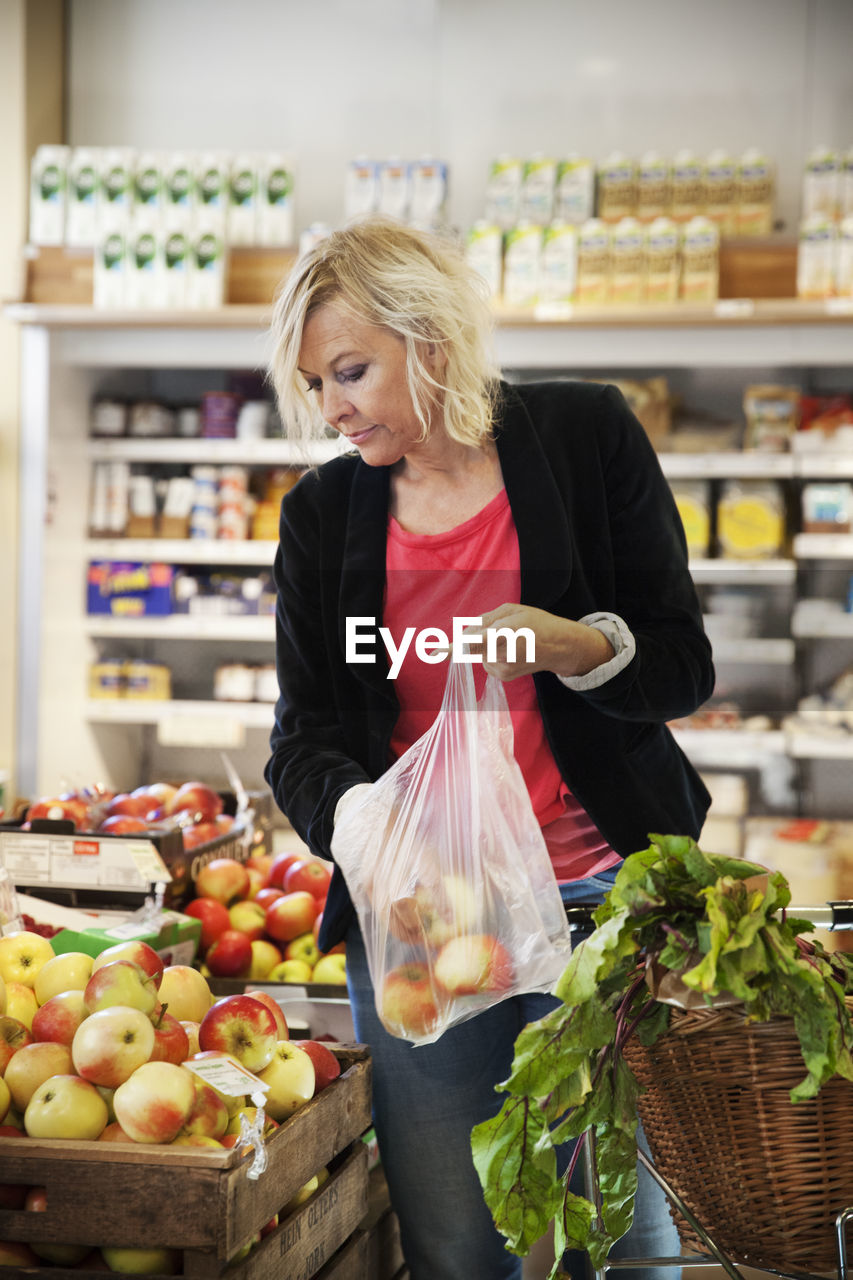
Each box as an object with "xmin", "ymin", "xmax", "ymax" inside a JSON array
[
  {"xmin": 5, "ymin": 981, "xmax": 38, "ymax": 1029},
  {"xmin": 113, "ymin": 1062, "xmax": 195, "ymax": 1143},
  {"xmin": 5, "ymin": 1040, "xmax": 74, "ymax": 1111},
  {"xmin": 311, "ymin": 954, "xmax": 347, "ymax": 985},
  {"xmin": 282, "ymin": 1173, "xmax": 320, "ymax": 1214},
  {"xmin": 72, "ymin": 1004, "xmax": 157, "ymax": 1088},
  {"xmin": 248, "ymin": 939, "xmax": 282, "ymax": 981},
  {"xmin": 284, "ymin": 933, "xmax": 320, "ymax": 968},
  {"xmin": 181, "ymin": 1019, "xmax": 201, "ymax": 1055},
  {"xmin": 256, "ymin": 1041, "xmax": 315, "ymax": 1121},
  {"xmin": 158, "ymin": 965, "xmax": 212, "ymax": 1023},
  {"xmin": 100, "ymin": 1245, "xmax": 181, "ymax": 1274},
  {"xmin": 0, "ymin": 972, "xmax": 5, "ymax": 1015},
  {"xmin": 0, "ymin": 931, "xmax": 55, "ymax": 989},
  {"xmin": 34, "ymin": 951, "xmax": 94, "ymax": 1005},
  {"xmin": 267, "ymin": 959, "xmax": 313, "ymax": 984},
  {"xmin": 25, "ymin": 1074, "xmax": 109, "ymax": 1139},
  {"xmin": 0, "ymin": 1074, "xmax": 10, "ymax": 1122}
]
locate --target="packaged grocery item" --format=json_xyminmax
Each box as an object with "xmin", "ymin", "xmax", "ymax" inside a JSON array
[
  {"xmin": 125, "ymin": 218, "xmax": 161, "ymax": 309},
  {"xmin": 609, "ymin": 218, "xmax": 644, "ymax": 304},
  {"xmin": 194, "ymin": 152, "xmax": 229, "ymax": 229},
  {"xmin": 465, "ymin": 222, "xmax": 503, "ymax": 297},
  {"xmin": 161, "ymin": 221, "xmax": 190, "ymax": 308},
  {"xmin": 484, "ymin": 156, "xmax": 523, "ymax": 230},
  {"xmin": 133, "ymin": 151, "xmax": 165, "ymax": 223},
  {"xmin": 538, "ymin": 222, "xmax": 577, "ymax": 305},
  {"xmin": 98, "ymin": 148, "xmax": 135, "ymax": 230},
  {"xmin": 735, "ymin": 149, "xmax": 774, "ymax": 236},
  {"xmin": 636, "ymin": 152, "xmax": 671, "ymax": 223},
  {"xmin": 802, "ymin": 146, "xmax": 841, "ymax": 222},
  {"xmin": 88, "ymin": 463, "xmax": 110, "ymax": 537},
  {"xmin": 502, "ymin": 223, "xmax": 542, "ymax": 307},
  {"xmin": 214, "ymin": 663, "xmax": 256, "ymax": 702},
  {"xmin": 409, "ymin": 158, "xmax": 449, "ymax": 229},
  {"xmin": 843, "ymin": 147, "xmax": 853, "ymax": 219},
  {"xmin": 344, "ymin": 157, "xmax": 380, "ymax": 220},
  {"xmin": 91, "ymin": 398, "xmax": 127, "ymax": 438},
  {"xmin": 228, "ymin": 153, "xmax": 259, "ymax": 245},
  {"xmin": 218, "ymin": 465, "xmax": 249, "ymax": 541},
  {"xmin": 716, "ymin": 480, "xmax": 786, "ymax": 559},
  {"xmin": 187, "ymin": 221, "xmax": 226, "ymax": 308},
  {"xmin": 835, "ymin": 216, "xmax": 853, "ymax": 296},
  {"xmin": 555, "ymin": 157, "xmax": 595, "ymax": 225},
  {"xmin": 796, "ymin": 214, "xmax": 837, "ymax": 298},
  {"xmin": 575, "ymin": 218, "xmax": 611, "ymax": 305},
  {"xmin": 608, "ymin": 376, "xmax": 671, "ymax": 448},
  {"xmin": 669, "ymin": 150, "xmax": 704, "ymax": 223},
  {"xmin": 254, "ymin": 664, "xmax": 279, "ymax": 703},
  {"xmin": 643, "ymin": 217, "xmax": 680, "ymax": 303},
  {"xmin": 596, "ymin": 153, "xmax": 637, "ymax": 223},
  {"xmin": 743, "ymin": 384, "xmax": 799, "ymax": 451},
  {"xmin": 378, "ymin": 158, "xmax": 411, "ymax": 220},
  {"xmin": 702, "ymin": 150, "xmax": 737, "ymax": 236},
  {"xmin": 126, "ymin": 474, "xmax": 157, "ymax": 538},
  {"xmin": 86, "ymin": 562, "xmax": 174, "ymax": 617},
  {"xmin": 88, "ymin": 659, "xmax": 125, "ymax": 700},
  {"xmin": 93, "ymin": 225, "xmax": 127, "ymax": 308},
  {"xmin": 801, "ymin": 482, "xmax": 853, "ymax": 533},
  {"xmin": 65, "ymin": 146, "xmax": 101, "ymax": 247},
  {"xmin": 105, "ymin": 461, "xmax": 130, "ymax": 534},
  {"xmin": 124, "ymin": 660, "xmax": 172, "ymax": 700},
  {"xmin": 671, "ymin": 480, "xmax": 712, "ymax": 556},
  {"xmin": 257, "ymin": 152, "xmax": 295, "ymax": 246},
  {"xmin": 520, "ymin": 155, "xmax": 557, "ymax": 226},
  {"xmin": 159, "ymin": 475, "xmax": 195, "ymax": 539},
  {"xmin": 162, "ymin": 152, "xmax": 195, "ymax": 223},
  {"xmin": 128, "ymin": 401, "xmax": 174, "ymax": 438},
  {"xmin": 680, "ymin": 216, "xmax": 720, "ymax": 302},
  {"xmin": 29, "ymin": 144, "xmax": 70, "ymax": 245}
]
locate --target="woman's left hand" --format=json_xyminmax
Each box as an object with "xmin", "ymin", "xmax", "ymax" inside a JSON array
[{"xmin": 464, "ymin": 603, "xmax": 614, "ymax": 682}]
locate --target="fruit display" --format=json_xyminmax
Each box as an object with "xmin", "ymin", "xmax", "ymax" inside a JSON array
[
  {"xmin": 184, "ymin": 852, "xmax": 347, "ymax": 986},
  {"xmin": 19, "ymin": 778, "xmax": 234, "ymax": 845},
  {"xmin": 0, "ymin": 925, "xmax": 361, "ymax": 1271}
]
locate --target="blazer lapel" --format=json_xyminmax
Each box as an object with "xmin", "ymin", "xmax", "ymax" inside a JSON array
[
  {"xmin": 496, "ymin": 383, "xmax": 574, "ymax": 607},
  {"xmin": 338, "ymin": 458, "xmax": 398, "ymax": 704}
]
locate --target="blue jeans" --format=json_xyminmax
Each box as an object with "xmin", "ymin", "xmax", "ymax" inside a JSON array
[{"xmin": 345, "ymin": 868, "xmax": 681, "ymax": 1280}]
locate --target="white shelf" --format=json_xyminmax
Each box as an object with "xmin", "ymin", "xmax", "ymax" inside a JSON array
[
  {"xmin": 710, "ymin": 638, "xmax": 795, "ymax": 664},
  {"xmin": 86, "ymin": 538, "xmax": 278, "ymax": 565},
  {"xmin": 689, "ymin": 557, "xmax": 796, "ymax": 584},
  {"xmin": 84, "ymin": 615, "xmax": 275, "ymax": 641},
  {"xmin": 671, "ymin": 727, "xmax": 787, "ymax": 766},
  {"xmin": 788, "ymin": 732, "xmax": 853, "ymax": 760},
  {"xmin": 87, "ymin": 437, "xmax": 343, "ymax": 465},
  {"xmin": 660, "ymin": 453, "xmax": 794, "ymax": 479},
  {"xmin": 792, "ymin": 603, "xmax": 853, "ymax": 638},
  {"xmin": 795, "ymin": 453, "xmax": 853, "ymax": 478},
  {"xmin": 793, "ymin": 533, "xmax": 853, "ymax": 559},
  {"xmin": 85, "ymin": 698, "xmax": 275, "ymax": 727}
]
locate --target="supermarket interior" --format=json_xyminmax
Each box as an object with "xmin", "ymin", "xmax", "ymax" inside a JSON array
[{"xmin": 1, "ymin": 1, "xmax": 853, "ymax": 1277}]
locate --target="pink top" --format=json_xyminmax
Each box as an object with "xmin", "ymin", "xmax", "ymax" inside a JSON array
[{"xmin": 384, "ymin": 489, "xmax": 621, "ymax": 884}]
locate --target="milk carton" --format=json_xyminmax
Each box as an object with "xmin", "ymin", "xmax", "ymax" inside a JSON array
[
  {"xmin": 194, "ymin": 153, "xmax": 229, "ymax": 232},
  {"xmin": 669, "ymin": 150, "xmax": 704, "ymax": 223},
  {"xmin": 539, "ymin": 222, "xmax": 577, "ymax": 305},
  {"xmin": 65, "ymin": 147, "xmax": 101, "ymax": 247},
  {"xmin": 409, "ymin": 158, "xmax": 449, "ymax": 230},
  {"xmin": 555, "ymin": 157, "xmax": 595, "ymax": 225},
  {"xmin": 228, "ymin": 153, "xmax": 260, "ymax": 245},
  {"xmin": 796, "ymin": 215, "xmax": 837, "ymax": 299},
  {"xmin": 133, "ymin": 151, "xmax": 165, "ymax": 224},
  {"xmin": 257, "ymin": 153, "xmax": 295, "ymax": 246},
  {"xmin": 345, "ymin": 158, "xmax": 380, "ymax": 220},
  {"xmin": 575, "ymin": 218, "xmax": 611, "ymax": 305},
  {"xmin": 703, "ymin": 150, "xmax": 737, "ymax": 237},
  {"xmin": 843, "ymin": 148, "xmax": 853, "ymax": 219},
  {"xmin": 377, "ymin": 159, "xmax": 411, "ymax": 221},
  {"xmin": 188, "ymin": 220, "xmax": 227, "ymax": 308},
  {"xmin": 636, "ymin": 153, "xmax": 671, "ymax": 223},
  {"xmin": 465, "ymin": 222, "xmax": 503, "ymax": 298},
  {"xmin": 680, "ymin": 216, "xmax": 720, "ymax": 302},
  {"xmin": 802, "ymin": 147, "xmax": 840, "ymax": 222},
  {"xmin": 502, "ymin": 224, "xmax": 542, "ymax": 307},
  {"xmin": 29, "ymin": 144, "xmax": 70, "ymax": 245},
  {"xmin": 643, "ymin": 217, "xmax": 680, "ymax": 303},
  {"xmin": 485, "ymin": 157, "xmax": 523, "ymax": 231},
  {"xmin": 98, "ymin": 148, "xmax": 135, "ymax": 231},
  {"xmin": 735, "ymin": 149, "xmax": 774, "ymax": 236},
  {"xmin": 596, "ymin": 154, "xmax": 637, "ymax": 223},
  {"xmin": 93, "ymin": 225, "xmax": 127, "ymax": 308},
  {"xmin": 126, "ymin": 216, "xmax": 162, "ymax": 309},
  {"xmin": 609, "ymin": 218, "xmax": 644, "ymax": 304},
  {"xmin": 520, "ymin": 155, "xmax": 557, "ymax": 226},
  {"xmin": 162, "ymin": 152, "xmax": 196, "ymax": 225},
  {"xmin": 836, "ymin": 216, "xmax": 853, "ymax": 296},
  {"xmin": 162, "ymin": 221, "xmax": 191, "ymax": 308}
]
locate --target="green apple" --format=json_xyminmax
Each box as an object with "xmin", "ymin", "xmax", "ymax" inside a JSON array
[{"xmin": 100, "ymin": 1244, "xmax": 181, "ymax": 1273}]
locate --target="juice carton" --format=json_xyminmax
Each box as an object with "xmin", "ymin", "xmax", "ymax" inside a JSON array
[
  {"xmin": 575, "ymin": 218, "xmax": 611, "ymax": 305},
  {"xmin": 125, "ymin": 216, "xmax": 162, "ymax": 309},
  {"xmin": 485, "ymin": 156, "xmax": 523, "ymax": 230},
  {"xmin": 836, "ymin": 216, "xmax": 853, "ymax": 297},
  {"xmin": 703, "ymin": 150, "xmax": 737, "ymax": 237},
  {"xmin": 680, "ymin": 216, "xmax": 720, "ymax": 302},
  {"xmin": 65, "ymin": 147, "xmax": 101, "ymax": 247},
  {"xmin": 520, "ymin": 155, "xmax": 558, "ymax": 226},
  {"xmin": 378, "ymin": 159, "xmax": 411, "ymax": 221},
  {"xmin": 797, "ymin": 214, "xmax": 837, "ymax": 299},
  {"xmin": 162, "ymin": 219, "xmax": 191, "ymax": 309},
  {"xmin": 93, "ymin": 225, "xmax": 127, "ymax": 309},
  {"xmin": 188, "ymin": 219, "xmax": 227, "ymax": 308},
  {"xmin": 609, "ymin": 217, "xmax": 644, "ymax": 304},
  {"xmin": 162, "ymin": 152, "xmax": 196, "ymax": 223},
  {"xmin": 735, "ymin": 149, "xmax": 774, "ymax": 236},
  {"xmin": 539, "ymin": 222, "xmax": 578, "ymax": 305},
  {"xmin": 98, "ymin": 148, "xmax": 135, "ymax": 231},
  {"xmin": 596, "ymin": 153, "xmax": 637, "ymax": 223},
  {"xmin": 843, "ymin": 147, "xmax": 853, "ymax": 219},
  {"xmin": 502, "ymin": 224, "xmax": 543, "ymax": 308},
  {"xmin": 643, "ymin": 217, "xmax": 680, "ymax": 303},
  {"xmin": 669, "ymin": 150, "xmax": 704, "ymax": 223},
  {"xmin": 555, "ymin": 157, "xmax": 595, "ymax": 225},
  {"xmin": 465, "ymin": 222, "xmax": 503, "ymax": 298},
  {"xmin": 257, "ymin": 153, "xmax": 295, "ymax": 246},
  {"xmin": 228, "ymin": 153, "xmax": 260, "ymax": 246},
  {"xmin": 345, "ymin": 157, "xmax": 380, "ymax": 220},
  {"xmin": 409, "ymin": 158, "xmax": 449, "ymax": 230},
  {"xmin": 194, "ymin": 152, "xmax": 229, "ymax": 232},
  {"xmin": 133, "ymin": 151, "xmax": 165, "ymax": 224},
  {"xmin": 636, "ymin": 153, "xmax": 671, "ymax": 223},
  {"xmin": 29, "ymin": 144, "xmax": 69, "ymax": 246},
  {"xmin": 802, "ymin": 146, "xmax": 840, "ymax": 222}
]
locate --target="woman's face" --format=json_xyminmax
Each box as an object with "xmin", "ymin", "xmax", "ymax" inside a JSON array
[{"xmin": 298, "ymin": 303, "xmax": 439, "ymax": 466}]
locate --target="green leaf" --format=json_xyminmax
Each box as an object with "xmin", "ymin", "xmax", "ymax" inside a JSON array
[{"xmin": 471, "ymin": 1096, "xmax": 562, "ymax": 1255}]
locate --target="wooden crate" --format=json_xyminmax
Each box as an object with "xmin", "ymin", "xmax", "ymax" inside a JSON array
[
  {"xmin": 0, "ymin": 1046, "xmax": 371, "ymax": 1277},
  {"xmin": 362, "ymin": 1166, "xmax": 405, "ymax": 1280}
]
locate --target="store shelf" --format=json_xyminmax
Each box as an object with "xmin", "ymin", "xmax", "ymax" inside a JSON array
[
  {"xmin": 87, "ymin": 437, "xmax": 343, "ymax": 465},
  {"xmin": 796, "ymin": 453, "xmax": 853, "ymax": 478},
  {"xmin": 793, "ymin": 533, "xmax": 853, "ymax": 560},
  {"xmin": 85, "ymin": 698, "xmax": 275, "ymax": 727},
  {"xmin": 710, "ymin": 638, "xmax": 795, "ymax": 664},
  {"xmin": 86, "ymin": 538, "xmax": 278, "ymax": 565},
  {"xmin": 792, "ymin": 603, "xmax": 853, "ymax": 638},
  {"xmin": 688, "ymin": 557, "xmax": 796, "ymax": 584},
  {"xmin": 660, "ymin": 453, "xmax": 795, "ymax": 479},
  {"xmin": 670, "ymin": 727, "xmax": 787, "ymax": 766},
  {"xmin": 84, "ymin": 615, "xmax": 275, "ymax": 641},
  {"xmin": 788, "ymin": 731, "xmax": 853, "ymax": 760}
]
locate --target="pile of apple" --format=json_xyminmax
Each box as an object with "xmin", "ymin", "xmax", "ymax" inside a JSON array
[
  {"xmin": 0, "ymin": 929, "xmax": 343, "ymax": 1273},
  {"xmin": 23, "ymin": 778, "xmax": 237, "ymax": 851},
  {"xmin": 183, "ymin": 850, "xmax": 347, "ymax": 985}
]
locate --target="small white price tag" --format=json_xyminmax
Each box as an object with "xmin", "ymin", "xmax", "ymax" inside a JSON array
[
  {"xmin": 183, "ymin": 1054, "xmax": 269, "ymax": 1097},
  {"xmin": 533, "ymin": 301, "xmax": 575, "ymax": 321},
  {"xmin": 158, "ymin": 714, "xmax": 246, "ymax": 748},
  {"xmin": 713, "ymin": 298, "xmax": 756, "ymax": 318}
]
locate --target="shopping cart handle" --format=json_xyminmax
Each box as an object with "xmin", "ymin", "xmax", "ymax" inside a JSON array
[{"xmin": 793, "ymin": 902, "xmax": 853, "ymax": 931}]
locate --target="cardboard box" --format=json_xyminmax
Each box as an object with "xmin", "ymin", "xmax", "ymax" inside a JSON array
[{"xmin": 86, "ymin": 561, "xmax": 174, "ymax": 617}]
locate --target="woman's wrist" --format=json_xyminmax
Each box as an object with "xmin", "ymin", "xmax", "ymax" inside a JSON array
[{"xmin": 549, "ymin": 620, "xmax": 615, "ymax": 679}]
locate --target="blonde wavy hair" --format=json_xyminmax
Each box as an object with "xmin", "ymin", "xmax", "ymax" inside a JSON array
[{"xmin": 268, "ymin": 217, "xmax": 501, "ymax": 454}]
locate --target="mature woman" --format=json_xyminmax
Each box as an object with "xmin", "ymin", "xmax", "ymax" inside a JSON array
[{"xmin": 265, "ymin": 216, "xmax": 714, "ymax": 1280}]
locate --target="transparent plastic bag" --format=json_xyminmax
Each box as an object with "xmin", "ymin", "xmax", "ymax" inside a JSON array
[{"xmin": 332, "ymin": 661, "xmax": 573, "ymax": 1045}]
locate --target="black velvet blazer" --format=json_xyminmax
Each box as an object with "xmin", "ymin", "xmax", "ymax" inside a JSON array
[{"xmin": 265, "ymin": 380, "xmax": 715, "ymax": 950}]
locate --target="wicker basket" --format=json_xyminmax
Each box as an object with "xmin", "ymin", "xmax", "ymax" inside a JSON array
[{"xmin": 622, "ymin": 1003, "xmax": 853, "ymax": 1272}]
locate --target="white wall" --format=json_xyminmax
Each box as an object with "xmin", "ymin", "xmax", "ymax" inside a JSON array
[{"xmin": 66, "ymin": 0, "xmax": 853, "ymax": 238}]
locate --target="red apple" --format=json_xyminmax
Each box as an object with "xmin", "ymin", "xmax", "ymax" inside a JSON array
[
  {"xmin": 254, "ymin": 886, "xmax": 285, "ymax": 912},
  {"xmin": 113, "ymin": 1061, "xmax": 195, "ymax": 1143},
  {"xmin": 283, "ymin": 858, "xmax": 332, "ymax": 901},
  {"xmin": 91, "ymin": 940, "xmax": 164, "ymax": 989},
  {"xmin": 227, "ymin": 900, "xmax": 267, "ymax": 942},
  {"xmin": 292, "ymin": 1039, "xmax": 341, "ymax": 1092},
  {"xmin": 83, "ymin": 960, "xmax": 159, "ymax": 1016},
  {"xmin": 246, "ymin": 852, "xmax": 274, "ymax": 880},
  {"xmin": 205, "ymin": 929, "xmax": 253, "ymax": 978},
  {"xmin": 24, "ymin": 1186, "xmax": 91, "ymax": 1265},
  {"xmin": 72, "ymin": 1005, "xmax": 156, "ymax": 1088},
  {"xmin": 98, "ymin": 814, "xmax": 150, "ymax": 835},
  {"xmin": 170, "ymin": 781, "xmax": 224, "ymax": 822},
  {"xmin": 264, "ymin": 891, "xmax": 318, "ymax": 944},
  {"xmin": 180, "ymin": 1077, "xmax": 229, "ymax": 1139},
  {"xmin": 26, "ymin": 796, "xmax": 85, "ymax": 827},
  {"xmin": 104, "ymin": 792, "xmax": 155, "ymax": 820},
  {"xmin": 0, "ymin": 1242, "xmax": 40, "ymax": 1267},
  {"xmin": 244, "ymin": 987, "xmax": 288, "ymax": 1040},
  {"xmin": 266, "ymin": 851, "xmax": 305, "ymax": 889},
  {"xmin": 433, "ymin": 934, "xmax": 514, "ymax": 996},
  {"xmin": 195, "ymin": 857, "xmax": 250, "ymax": 905},
  {"xmin": 132, "ymin": 781, "xmax": 178, "ymax": 809},
  {"xmin": 380, "ymin": 963, "xmax": 442, "ymax": 1039},
  {"xmin": 98, "ymin": 1120, "xmax": 135, "ymax": 1143},
  {"xmin": 150, "ymin": 1007, "xmax": 191, "ymax": 1065},
  {"xmin": 31, "ymin": 989, "xmax": 87, "ymax": 1046},
  {"xmin": 182, "ymin": 897, "xmax": 231, "ymax": 951},
  {"xmin": 198, "ymin": 993, "xmax": 278, "ymax": 1072},
  {"xmin": 181, "ymin": 821, "xmax": 223, "ymax": 851},
  {"xmin": 0, "ymin": 1015, "xmax": 33, "ymax": 1072}
]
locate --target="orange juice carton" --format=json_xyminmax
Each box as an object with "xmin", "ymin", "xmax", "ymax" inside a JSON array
[
  {"xmin": 680, "ymin": 216, "xmax": 720, "ymax": 302},
  {"xmin": 575, "ymin": 218, "xmax": 611, "ymax": 305},
  {"xmin": 502, "ymin": 223, "xmax": 543, "ymax": 307},
  {"xmin": 702, "ymin": 150, "xmax": 737, "ymax": 237},
  {"xmin": 485, "ymin": 156, "xmax": 524, "ymax": 230},
  {"xmin": 803, "ymin": 146, "xmax": 841, "ymax": 222},
  {"xmin": 735, "ymin": 149, "xmax": 775, "ymax": 236},
  {"xmin": 797, "ymin": 214, "xmax": 837, "ymax": 299},
  {"xmin": 539, "ymin": 222, "xmax": 578, "ymax": 305},
  {"xmin": 555, "ymin": 157, "xmax": 595, "ymax": 225},
  {"xmin": 636, "ymin": 152, "xmax": 671, "ymax": 223},
  {"xmin": 609, "ymin": 217, "xmax": 645, "ymax": 304},
  {"xmin": 465, "ymin": 222, "xmax": 503, "ymax": 298},
  {"xmin": 596, "ymin": 152, "xmax": 637, "ymax": 223},
  {"xmin": 669, "ymin": 149, "xmax": 704, "ymax": 223},
  {"xmin": 643, "ymin": 217, "xmax": 680, "ymax": 303},
  {"xmin": 520, "ymin": 155, "xmax": 558, "ymax": 226}
]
